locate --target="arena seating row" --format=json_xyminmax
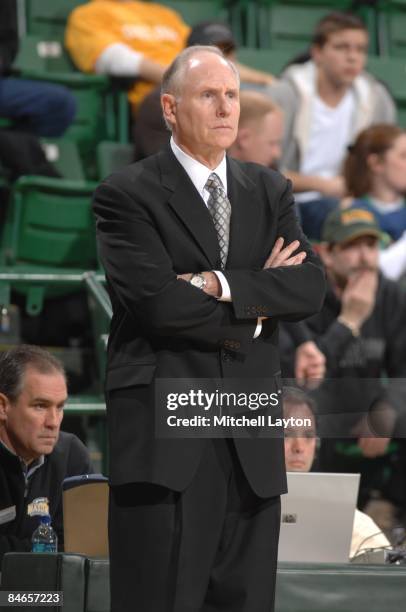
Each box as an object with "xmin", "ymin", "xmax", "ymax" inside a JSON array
[{"xmin": 22, "ymin": 0, "xmax": 406, "ymax": 54}]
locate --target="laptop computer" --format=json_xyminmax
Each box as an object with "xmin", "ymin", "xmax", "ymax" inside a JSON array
[{"xmin": 278, "ymin": 472, "xmax": 360, "ymax": 563}]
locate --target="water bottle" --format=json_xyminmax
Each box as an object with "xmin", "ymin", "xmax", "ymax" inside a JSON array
[{"xmin": 31, "ymin": 514, "xmax": 58, "ymax": 553}]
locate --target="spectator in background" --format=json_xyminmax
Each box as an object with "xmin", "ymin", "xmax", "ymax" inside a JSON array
[
  {"xmin": 228, "ymin": 90, "xmax": 283, "ymax": 168},
  {"xmin": 0, "ymin": 345, "xmax": 92, "ymax": 563},
  {"xmin": 343, "ymin": 124, "xmax": 406, "ymax": 241},
  {"xmin": 283, "ymin": 387, "xmax": 318, "ymax": 473},
  {"xmin": 302, "ymin": 208, "xmax": 406, "ymax": 528},
  {"xmin": 266, "ymin": 11, "xmax": 396, "ymax": 240},
  {"xmin": 282, "ymin": 387, "xmax": 391, "ymax": 558},
  {"xmin": 227, "ymin": 90, "xmax": 326, "ymax": 388},
  {"xmin": 65, "ymin": 0, "xmax": 190, "ymax": 113},
  {"xmin": 133, "ymin": 20, "xmax": 276, "ymax": 159},
  {"xmin": 0, "ymin": 0, "xmax": 76, "ymax": 136}
]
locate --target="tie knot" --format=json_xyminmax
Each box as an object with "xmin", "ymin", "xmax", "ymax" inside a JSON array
[{"xmin": 205, "ymin": 173, "xmax": 224, "ymax": 194}]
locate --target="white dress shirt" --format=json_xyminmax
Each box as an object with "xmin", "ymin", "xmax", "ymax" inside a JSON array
[{"xmin": 170, "ymin": 137, "xmax": 262, "ymax": 338}]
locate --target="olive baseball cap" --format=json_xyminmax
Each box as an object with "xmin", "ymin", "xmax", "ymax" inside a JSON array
[{"xmin": 322, "ymin": 207, "xmax": 381, "ymax": 244}]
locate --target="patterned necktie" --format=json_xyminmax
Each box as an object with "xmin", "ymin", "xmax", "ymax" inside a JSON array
[{"xmin": 205, "ymin": 172, "xmax": 231, "ymax": 269}]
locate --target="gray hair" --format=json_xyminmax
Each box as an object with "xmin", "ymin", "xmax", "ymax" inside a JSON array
[
  {"xmin": 0, "ymin": 345, "xmax": 66, "ymax": 403},
  {"xmin": 161, "ymin": 45, "xmax": 240, "ymax": 131}
]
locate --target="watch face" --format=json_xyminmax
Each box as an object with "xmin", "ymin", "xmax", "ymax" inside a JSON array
[{"xmin": 191, "ymin": 274, "xmax": 205, "ymax": 289}]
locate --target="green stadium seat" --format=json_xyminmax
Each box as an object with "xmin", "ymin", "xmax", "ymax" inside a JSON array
[
  {"xmin": 367, "ymin": 55, "xmax": 406, "ymax": 128},
  {"xmin": 237, "ymin": 46, "xmax": 295, "ymax": 76},
  {"xmin": 248, "ymin": 1, "xmax": 353, "ymax": 51},
  {"xmin": 376, "ymin": 0, "xmax": 406, "ymax": 57},
  {"xmin": 24, "ymin": 0, "xmax": 87, "ymax": 38},
  {"xmin": 0, "ymin": 175, "xmax": 98, "ymax": 314},
  {"xmin": 13, "ymin": 34, "xmax": 130, "ymax": 177},
  {"xmin": 97, "ymin": 141, "xmax": 134, "ymax": 180},
  {"xmin": 157, "ymin": 0, "xmax": 228, "ymax": 26},
  {"xmin": 234, "ymin": 1, "xmax": 376, "ymax": 52},
  {"xmin": 41, "ymin": 139, "xmax": 85, "ymax": 181}
]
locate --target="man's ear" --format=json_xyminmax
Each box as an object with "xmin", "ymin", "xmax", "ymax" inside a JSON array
[
  {"xmin": 310, "ymin": 44, "xmax": 322, "ymax": 65},
  {"xmin": 318, "ymin": 242, "xmax": 332, "ymax": 268},
  {"xmin": 235, "ymin": 127, "xmax": 252, "ymax": 151},
  {"xmin": 161, "ymin": 93, "xmax": 177, "ymax": 130},
  {"xmin": 0, "ymin": 393, "xmax": 10, "ymax": 422}
]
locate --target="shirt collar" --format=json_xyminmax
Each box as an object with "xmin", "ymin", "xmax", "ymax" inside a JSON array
[
  {"xmin": 170, "ymin": 136, "xmax": 228, "ymax": 199},
  {"xmin": 0, "ymin": 438, "xmax": 45, "ymax": 476}
]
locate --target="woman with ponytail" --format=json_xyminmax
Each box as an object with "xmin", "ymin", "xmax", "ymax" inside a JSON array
[{"xmin": 343, "ymin": 124, "xmax": 406, "ymax": 241}]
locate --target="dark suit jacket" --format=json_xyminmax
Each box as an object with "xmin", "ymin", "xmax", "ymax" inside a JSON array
[{"xmin": 93, "ymin": 145, "xmax": 325, "ymax": 498}]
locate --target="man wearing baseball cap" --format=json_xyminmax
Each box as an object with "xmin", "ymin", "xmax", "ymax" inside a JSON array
[{"xmin": 299, "ymin": 207, "xmax": 406, "ymax": 528}]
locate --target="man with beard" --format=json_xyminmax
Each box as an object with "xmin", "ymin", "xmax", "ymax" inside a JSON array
[{"xmin": 302, "ymin": 208, "xmax": 406, "ymax": 524}]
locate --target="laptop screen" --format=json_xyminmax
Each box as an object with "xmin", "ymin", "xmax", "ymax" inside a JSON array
[{"xmin": 278, "ymin": 472, "xmax": 360, "ymax": 563}]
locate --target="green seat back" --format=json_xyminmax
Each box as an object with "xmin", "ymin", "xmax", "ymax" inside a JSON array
[
  {"xmin": 3, "ymin": 178, "xmax": 97, "ymax": 268},
  {"xmin": 14, "ymin": 32, "xmax": 130, "ymax": 161},
  {"xmin": 245, "ymin": 1, "xmax": 376, "ymax": 51},
  {"xmin": 237, "ymin": 47, "xmax": 295, "ymax": 76},
  {"xmin": 41, "ymin": 139, "xmax": 85, "ymax": 181},
  {"xmin": 157, "ymin": 0, "xmax": 227, "ymax": 26},
  {"xmin": 367, "ymin": 55, "xmax": 406, "ymax": 128},
  {"xmin": 97, "ymin": 141, "xmax": 134, "ymax": 180},
  {"xmin": 14, "ymin": 33, "xmax": 76, "ymax": 73},
  {"xmin": 24, "ymin": 0, "xmax": 87, "ymax": 38},
  {"xmin": 379, "ymin": 9, "xmax": 406, "ymax": 57},
  {"xmin": 268, "ymin": 5, "xmax": 331, "ymax": 52},
  {"xmin": 63, "ymin": 85, "xmax": 107, "ymax": 147},
  {"xmin": 13, "ymin": 34, "xmax": 111, "ymax": 166}
]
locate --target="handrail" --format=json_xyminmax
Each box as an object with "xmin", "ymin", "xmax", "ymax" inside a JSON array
[
  {"xmin": 83, "ymin": 271, "xmax": 112, "ymax": 320},
  {"xmin": 0, "ymin": 270, "xmax": 105, "ymax": 283}
]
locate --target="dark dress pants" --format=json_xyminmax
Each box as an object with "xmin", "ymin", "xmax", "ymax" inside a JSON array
[{"xmin": 109, "ymin": 438, "xmax": 281, "ymax": 612}]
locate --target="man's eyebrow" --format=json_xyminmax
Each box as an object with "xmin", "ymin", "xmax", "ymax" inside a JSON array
[{"xmin": 30, "ymin": 396, "xmax": 67, "ymax": 405}]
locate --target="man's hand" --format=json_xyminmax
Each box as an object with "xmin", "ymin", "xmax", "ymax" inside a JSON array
[
  {"xmin": 351, "ymin": 415, "xmax": 391, "ymax": 458},
  {"xmin": 357, "ymin": 437, "xmax": 391, "ymax": 458},
  {"xmin": 295, "ymin": 341, "xmax": 326, "ymax": 388},
  {"xmin": 315, "ymin": 175, "xmax": 346, "ymax": 198},
  {"xmin": 264, "ymin": 237, "xmax": 306, "ymax": 269},
  {"xmin": 340, "ymin": 269, "xmax": 378, "ymax": 331}
]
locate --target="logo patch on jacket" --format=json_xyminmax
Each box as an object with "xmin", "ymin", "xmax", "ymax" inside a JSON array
[{"xmin": 27, "ymin": 497, "xmax": 49, "ymax": 517}]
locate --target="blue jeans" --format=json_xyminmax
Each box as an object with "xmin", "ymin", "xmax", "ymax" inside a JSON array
[
  {"xmin": 0, "ymin": 77, "xmax": 77, "ymax": 137},
  {"xmin": 298, "ymin": 197, "xmax": 339, "ymax": 241}
]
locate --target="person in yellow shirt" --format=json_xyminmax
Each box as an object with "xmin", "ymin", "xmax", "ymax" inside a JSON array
[{"xmin": 65, "ymin": 0, "xmax": 190, "ymax": 111}]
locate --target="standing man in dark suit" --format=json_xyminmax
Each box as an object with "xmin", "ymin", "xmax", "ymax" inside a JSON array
[{"xmin": 93, "ymin": 46, "xmax": 325, "ymax": 612}]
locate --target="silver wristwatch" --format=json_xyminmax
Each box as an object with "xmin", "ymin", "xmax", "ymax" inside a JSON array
[{"xmin": 190, "ymin": 273, "xmax": 207, "ymax": 290}]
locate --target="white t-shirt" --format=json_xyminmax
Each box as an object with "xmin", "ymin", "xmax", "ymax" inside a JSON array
[
  {"xmin": 379, "ymin": 231, "xmax": 406, "ymax": 280},
  {"xmin": 297, "ymin": 90, "xmax": 355, "ymax": 202}
]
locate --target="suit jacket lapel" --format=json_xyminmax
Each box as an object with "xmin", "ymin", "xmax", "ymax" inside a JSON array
[
  {"xmin": 158, "ymin": 146, "xmax": 221, "ymax": 269},
  {"xmin": 226, "ymin": 157, "xmax": 261, "ymax": 269}
]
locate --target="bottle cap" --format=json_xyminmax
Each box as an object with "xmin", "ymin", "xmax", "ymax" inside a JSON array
[{"xmin": 40, "ymin": 514, "xmax": 51, "ymax": 524}]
